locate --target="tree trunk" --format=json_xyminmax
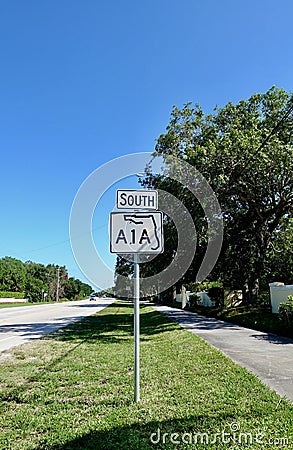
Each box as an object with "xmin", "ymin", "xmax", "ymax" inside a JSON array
[
  {"xmin": 242, "ymin": 281, "xmax": 251, "ymax": 306},
  {"xmin": 242, "ymin": 228, "xmax": 269, "ymax": 305}
]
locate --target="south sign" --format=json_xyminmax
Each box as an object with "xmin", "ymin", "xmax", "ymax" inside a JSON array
[{"xmin": 116, "ymin": 190, "xmax": 158, "ymax": 210}]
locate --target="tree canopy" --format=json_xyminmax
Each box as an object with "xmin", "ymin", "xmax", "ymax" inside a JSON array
[
  {"xmin": 138, "ymin": 86, "xmax": 293, "ymax": 302},
  {"xmin": 0, "ymin": 257, "xmax": 92, "ymax": 302}
]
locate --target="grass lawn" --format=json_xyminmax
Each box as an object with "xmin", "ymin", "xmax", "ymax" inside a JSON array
[
  {"xmin": 187, "ymin": 304, "xmax": 293, "ymax": 339},
  {"xmin": 0, "ymin": 302, "xmax": 56, "ymax": 309},
  {"xmin": 0, "ymin": 302, "xmax": 292, "ymax": 449},
  {"xmin": 0, "ymin": 303, "xmax": 30, "ymax": 308}
]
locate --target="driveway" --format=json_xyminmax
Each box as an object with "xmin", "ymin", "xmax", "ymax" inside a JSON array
[
  {"xmin": 0, "ymin": 298, "xmax": 114, "ymax": 353},
  {"xmin": 152, "ymin": 304, "xmax": 293, "ymax": 403}
]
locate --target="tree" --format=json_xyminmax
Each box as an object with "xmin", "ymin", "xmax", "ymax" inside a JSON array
[
  {"xmin": 114, "ymin": 257, "xmax": 133, "ymax": 298},
  {"xmin": 64, "ymin": 277, "xmax": 79, "ymax": 300},
  {"xmin": 0, "ymin": 257, "xmax": 26, "ymax": 292},
  {"xmin": 146, "ymin": 87, "xmax": 293, "ymax": 303},
  {"xmin": 73, "ymin": 279, "xmax": 92, "ymax": 298},
  {"xmin": 25, "ymin": 277, "xmax": 46, "ymax": 303},
  {"xmin": 0, "ymin": 256, "xmax": 93, "ymax": 302},
  {"xmin": 25, "ymin": 261, "xmax": 49, "ymax": 284},
  {"xmin": 264, "ymin": 217, "xmax": 293, "ymax": 285}
]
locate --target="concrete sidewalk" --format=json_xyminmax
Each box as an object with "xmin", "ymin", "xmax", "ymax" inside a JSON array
[{"xmin": 152, "ymin": 304, "xmax": 293, "ymax": 403}]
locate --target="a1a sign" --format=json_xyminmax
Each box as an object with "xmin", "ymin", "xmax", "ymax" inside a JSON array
[{"xmin": 110, "ymin": 212, "xmax": 163, "ymax": 254}]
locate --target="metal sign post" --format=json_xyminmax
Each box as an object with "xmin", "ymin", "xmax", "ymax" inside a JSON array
[
  {"xmin": 134, "ymin": 253, "xmax": 140, "ymax": 402},
  {"xmin": 110, "ymin": 189, "xmax": 163, "ymax": 403}
]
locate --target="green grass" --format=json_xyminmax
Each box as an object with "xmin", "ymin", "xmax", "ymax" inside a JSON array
[
  {"xmin": 187, "ymin": 304, "xmax": 293, "ymax": 339},
  {"xmin": 0, "ymin": 302, "xmax": 29, "ymax": 308},
  {"xmin": 0, "ymin": 303, "xmax": 292, "ymax": 449},
  {"xmin": 0, "ymin": 302, "xmax": 51, "ymax": 308}
]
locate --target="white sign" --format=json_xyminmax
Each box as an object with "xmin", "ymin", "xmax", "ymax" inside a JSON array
[
  {"xmin": 116, "ymin": 190, "xmax": 158, "ymax": 210},
  {"xmin": 110, "ymin": 212, "xmax": 163, "ymax": 254}
]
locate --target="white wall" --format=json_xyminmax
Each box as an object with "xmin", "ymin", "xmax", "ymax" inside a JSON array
[
  {"xmin": 0, "ymin": 298, "xmax": 28, "ymax": 303},
  {"xmin": 176, "ymin": 287, "xmax": 189, "ymax": 308},
  {"xmin": 269, "ymin": 282, "xmax": 293, "ymax": 313},
  {"xmin": 198, "ymin": 291, "xmax": 213, "ymax": 307}
]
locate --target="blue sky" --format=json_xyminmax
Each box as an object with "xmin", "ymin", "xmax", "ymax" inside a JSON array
[{"xmin": 0, "ymin": 0, "xmax": 292, "ymax": 289}]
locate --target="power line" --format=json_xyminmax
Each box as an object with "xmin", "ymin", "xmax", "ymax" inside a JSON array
[{"xmin": 2, "ymin": 224, "xmax": 108, "ymax": 260}]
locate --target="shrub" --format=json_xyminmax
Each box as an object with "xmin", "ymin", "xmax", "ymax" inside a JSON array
[
  {"xmin": 0, "ymin": 291, "xmax": 25, "ymax": 299},
  {"xmin": 187, "ymin": 280, "xmax": 222, "ymax": 293},
  {"xmin": 207, "ymin": 286, "xmax": 224, "ymax": 307},
  {"xmin": 279, "ymin": 295, "xmax": 293, "ymax": 325},
  {"xmin": 188, "ymin": 293, "xmax": 201, "ymax": 307}
]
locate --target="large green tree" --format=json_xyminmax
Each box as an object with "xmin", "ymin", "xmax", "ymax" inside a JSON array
[
  {"xmin": 264, "ymin": 216, "xmax": 293, "ymax": 285},
  {"xmin": 145, "ymin": 87, "xmax": 293, "ymax": 303},
  {"xmin": 0, "ymin": 257, "xmax": 26, "ymax": 292},
  {"xmin": 0, "ymin": 257, "xmax": 92, "ymax": 302}
]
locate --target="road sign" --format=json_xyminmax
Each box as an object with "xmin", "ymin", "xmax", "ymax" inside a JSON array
[
  {"xmin": 116, "ymin": 190, "xmax": 158, "ymax": 210},
  {"xmin": 110, "ymin": 189, "xmax": 163, "ymax": 403},
  {"xmin": 110, "ymin": 211, "xmax": 163, "ymax": 254}
]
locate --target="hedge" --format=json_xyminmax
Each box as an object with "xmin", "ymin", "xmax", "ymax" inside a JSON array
[{"xmin": 0, "ymin": 291, "xmax": 25, "ymax": 299}]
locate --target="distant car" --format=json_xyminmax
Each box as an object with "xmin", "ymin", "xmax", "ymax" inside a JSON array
[{"xmin": 89, "ymin": 294, "xmax": 96, "ymax": 301}]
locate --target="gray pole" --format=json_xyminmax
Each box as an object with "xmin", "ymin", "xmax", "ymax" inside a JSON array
[
  {"xmin": 56, "ymin": 267, "xmax": 60, "ymax": 303},
  {"xmin": 134, "ymin": 253, "xmax": 140, "ymax": 402}
]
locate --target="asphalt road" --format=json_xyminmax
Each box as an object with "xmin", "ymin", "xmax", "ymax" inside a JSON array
[
  {"xmin": 153, "ymin": 304, "xmax": 293, "ymax": 403},
  {"xmin": 0, "ymin": 298, "xmax": 115, "ymax": 353}
]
